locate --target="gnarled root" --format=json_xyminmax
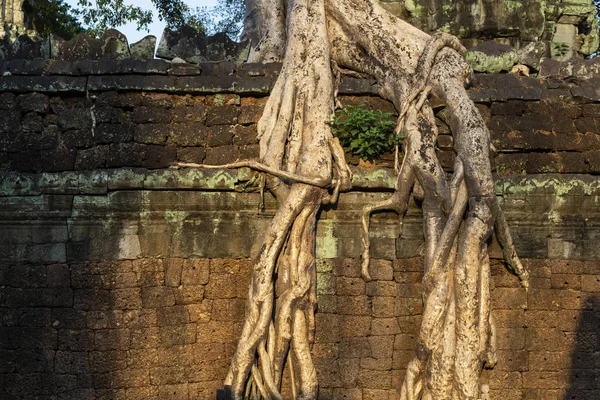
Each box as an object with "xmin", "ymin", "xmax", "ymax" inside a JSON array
[
  {"xmin": 336, "ymin": 1, "xmax": 528, "ymax": 397},
  {"xmin": 218, "ymin": 0, "xmax": 529, "ymax": 398}
]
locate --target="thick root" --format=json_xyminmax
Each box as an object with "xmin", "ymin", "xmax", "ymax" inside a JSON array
[{"xmin": 231, "ymin": 0, "xmax": 529, "ymax": 398}]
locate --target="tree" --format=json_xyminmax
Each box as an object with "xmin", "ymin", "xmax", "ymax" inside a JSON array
[
  {"xmin": 176, "ymin": 0, "xmax": 530, "ymax": 399},
  {"xmin": 30, "ymin": 0, "xmax": 85, "ymax": 39},
  {"xmin": 31, "ymin": 0, "xmax": 244, "ymax": 39}
]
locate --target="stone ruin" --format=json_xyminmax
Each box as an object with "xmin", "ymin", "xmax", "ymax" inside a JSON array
[
  {"xmin": 1, "ymin": 1, "xmax": 600, "ymax": 400},
  {"xmin": 1, "ymin": 0, "xmax": 599, "ymax": 75}
]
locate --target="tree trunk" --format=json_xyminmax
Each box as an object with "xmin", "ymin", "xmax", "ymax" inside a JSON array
[{"xmin": 212, "ymin": 0, "xmax": 531, "ymax": 398}]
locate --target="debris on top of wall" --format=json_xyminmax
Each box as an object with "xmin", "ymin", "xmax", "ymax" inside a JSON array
[
  {"xmin": 380, "ymin": 0, "xmax": 600, "ymax": 59},
  {"xmin": 156, "ymin": 26, "xmax": 250, "ymax": 63},
  {"xmin": 0, "ymin": 29, "xmax": 156, "ymax": 61},
  {"xmin": 0, "ymin": 25, "xmax": 250, "ymax": 64}
]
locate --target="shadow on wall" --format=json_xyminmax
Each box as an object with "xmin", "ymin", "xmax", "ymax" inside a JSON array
[{"xmin": 563, "ymin": 295, "xmax": 599, "ymax": 400}]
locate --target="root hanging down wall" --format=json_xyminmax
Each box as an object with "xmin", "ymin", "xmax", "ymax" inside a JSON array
[{"xmin": 1, "ymin": 62, "xmax": 600, "ymax": 399}]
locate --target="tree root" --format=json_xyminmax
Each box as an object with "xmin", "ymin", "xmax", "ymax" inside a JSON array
[
  {"xmin": 172, "ymin": 161, "xmax": 331, "ymax": 188},
  {"xmin": 220, "ymin": 0, "xmax": 529, "ymax": 398}
]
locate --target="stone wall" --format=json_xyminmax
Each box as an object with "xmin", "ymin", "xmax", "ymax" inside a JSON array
[
  {"xmin": 379, "ymin": 0, "xmax": 600, "ymax": 57},
  {"xmin": 1, "ymin": 62, "xmax": 600, "ymax": 400}
]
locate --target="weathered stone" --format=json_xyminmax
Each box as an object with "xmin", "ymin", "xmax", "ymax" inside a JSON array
[
  {"xmin": 130, "ymin": 35, "xmax": 156, "ymax": 60},
  {"xmin": 94, "ymin": 123, "xmax": 134, "ymax": 144},
  {"xmin": 169, "ymin": 64, "xmax": 202, "ymax": 76},
  {"xmin": 0, "ymin": 35, "xmax": 50, "ymax": 60},
  {"xmin": 106, "ymin": 143, "xmax": 146, "ymax": 168},
  {"xmin": 53, "ymin": 30, "xmax": 130, "ymax": 61},
  {"xmin": 572, "ymin": 78, "xmax": 600, "ymax": 102},
  {"xmin": 466, "ymin": 41, "xmax": 518, "ymax": 73},
  {"xmin": 156, "ymin": 27, "xmax": 250, "ymax": 63},
  {"xmin": 517, "ymin": 41, "xmax": 547, "ymax": 71},
  {"xmin": 132, "ymin": 106, "xmax": 172, "ymax": 124},
  {"xmin": 134, "ymin": 124, "xmax": 170, "ymax": 144},
  {"xmin": 0, "ymin": 75, "xmax": 87, "ymax": 92},
  {"xmin": 176, "ymin": 147, "xmax": 205, "ymax": 164}
]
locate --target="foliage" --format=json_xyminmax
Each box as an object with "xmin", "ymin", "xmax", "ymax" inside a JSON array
[
  {"xmin": 193, "ymin": 0, "xmax": 245, "ymax": 39},
  {"xmin": 33, "ymin": 0, "xmax": 244, "ymax": 40},
  {"xmin": 328, "ymin": 104, "xmax": 399, "ymax": 161},
  {"xmin": 152, "ymin": 0, "xmax": 205, "ymax": 34},
  {"xmin": 31, "ymin": 0, "xmax": 86, "ymax": 39},
  {"xmin": 553, "ymin": 42, "xmax": 570, "ymax": 59},
  {"xmin": 75, "ymin": 0, "xmax": 153, "ymax": 38}
]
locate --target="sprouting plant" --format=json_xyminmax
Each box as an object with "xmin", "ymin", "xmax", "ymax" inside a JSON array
[
  {"xmin": 327, "ymin": 104, "xmax": 401, "ymax": 161},
  {"xmin": 553, "ymin": 43, "xmax": 570, "ymax": 59}
]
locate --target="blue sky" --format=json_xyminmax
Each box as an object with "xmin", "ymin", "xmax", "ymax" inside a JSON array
[{"xmin": 64, "ymin": 0, "xmax": 219, "ymax": 44}]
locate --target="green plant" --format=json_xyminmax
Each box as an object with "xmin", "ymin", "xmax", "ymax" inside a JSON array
[
  {"xmin": 553, "ymin": 43, "xmax": 570, "ymax": 59},
  {"xmin": 327, "ymin": 104, "xmax": 400, "ymax": 161}
]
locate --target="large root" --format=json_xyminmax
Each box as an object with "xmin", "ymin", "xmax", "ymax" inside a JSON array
[
  {"xmin": 324, "ymin": 1, "xmax": 528, "ymax": 398},
  {"xmin": 202, "ymin": 0, "xmax": 530, "ymax": 398}
]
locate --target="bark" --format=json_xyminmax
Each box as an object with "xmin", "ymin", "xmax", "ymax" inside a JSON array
[{"xmin": 188, "ymin": 0, "xmax": 530, "ymax": 398}]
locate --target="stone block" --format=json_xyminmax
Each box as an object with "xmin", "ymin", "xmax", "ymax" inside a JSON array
[
  {"xmin": 17, "ymin": 93, "xmax": 49, "ymax": 114},
  {"xmin": 51, "ymin": 309, "xmax": 87, "ymax": 330},
  {"xmin": 526, "ymin": 328, "xmax": 568, "ymax": 352},
  {"xmin": 157, "ymin": 383, "xmax": 189, "ymax": 400},
  {"xmin": 106, "ymin": 143, "xmax": 146, "ymax": 167},
  {"xmin": 366, "ymin": 281, "xmax": 396, "ymax": 297},
  {"xmin": 210, "ymin": 298, "xmax": 245, "ymax": 322},
  {"xmin": 58, "ymin": 329, "xmax": 93, "ymax": 352},
  {"xmin": 338, "ymin": 315, "xmax": 371, "ymax": 338},
  {"xmin": 337, "ymin": 296, "xmax": 370, "ymax": 315},
  {"xmin": 205, "ymin": 106, "xmax": 239, "ymax": 126},
  {"xmin": 172, "ymin": 104, "xmax": 206, "ymax": 123},
  {"xmin": 130, "ymin": 327, "xmax": 160, "ymax": 349},
  {"xmin": 394, "ymin": 298, "xmax": 422, "ymax": 316},
  {"xmin": 361, "ymin": 356, "xmax": 392, "ymax": 370},
  {"xmin": 141, "ymin": 287, "xmax": 176, "ymax": 308},
  {"xmin": 339, "ymin": 337, "xmax": 371, "ymax": 358},
  {"xmin": 368, "ymin": 259, "xmax": 394, "ymax": 281},
  {"xmin": 581, "ymin": 275, "xmax": 600, "ymax": 292},
  {"xmin": 371, "ymin": 296, "xmax": 396, "ymax": 317},
  {"xmin": 170, "ymin": 122, "xmax": 207, "ymax": 146},
  {"xmin": 156, "ymin": 305, "xmax": 190, "ymax": 326},
  {"xmin": 206, "ymin": 125, "xmax": 234, "ymax": 147},
  {"xmin": 130, "ymin": 35, "xmax": 156, "ymax": 60},
  {"xmin": 333, "ymin": 258, "xmax": 362, "ymax": 278},
  {"xmin": 132, "ymin": 106, "xmax": 172, "ymax": 124},
  {"xmin": 143, "ymin": 145, "xmax": 177, "ymax": 169},
  {"xmin": 58, "ymin": 108, "xmax": 93, "ymax": 130},
  {"xmin": 522, "ymin": 371, "xmax": 559, "ymax": 389},
  {"xmin": 204, "ymin": 273, "xmax": 237, "ymax": 299},
  {"xmin": 337, "ymin": 277, "xmax": 366, "ymax": 296},
  {"xmin": 492, "ymin": 287, "xmax": 528, "ymax": 310},
  {"xmin": 495, "ymin": 349, "xmax": 528, "ymax": 372},
  {"xmin": 496, "ymin": 327, "xmax": 526, "ymax": 350},
  {"xmin": 134, "ymin": 124, "xmax": 170, "ymax": 144},
  {"xmin": 176, "ymin": 147, "xmax": 205, "ymax": 163},
  {"xmin": 356, "ymin": 368, "xmax": 391, "ymax": 389},
  {"xmin": 94, "ymin": 328, "xmax": 131, "ymax": 351}
]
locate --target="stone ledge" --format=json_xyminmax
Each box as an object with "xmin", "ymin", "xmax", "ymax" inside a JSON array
[
  {"xmin": 0, "ymin": 75, "xmax": 88, "ymax": 93},
  {"xmin": 2, "ymin": 65, "xmax": 597, "ymax": 100},
  {"xmin": 2, "ymin": 168, "xmax": 599, "ymax": 197}
]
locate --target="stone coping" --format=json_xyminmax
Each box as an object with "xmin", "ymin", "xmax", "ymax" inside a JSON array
[
  {"xmin": 2, "ymin": 63, "xmax": 600, "ymax": 102},
  {"xmin": 1, "ymin": 168, "xmax": 599, "ymax": 197}
]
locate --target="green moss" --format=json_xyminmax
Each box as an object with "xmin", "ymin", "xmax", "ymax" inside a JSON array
[
  {"xmin": 352, "ymin": 167, "xmax": 395, "ymax": 189},
  {"xmin": 502, "ymin": 176, "xmax": 600, "ymax": 196},
  {"xmin": 316, "ymin": 220, "xmax": 338, "ymax": 259},
  {"xmin": 465, "ymin": 49, "xmax": 518, "ymax": 73},
  {"xmin": 404, "ymin": 0, "xmax": 424, "ymax": 17}
]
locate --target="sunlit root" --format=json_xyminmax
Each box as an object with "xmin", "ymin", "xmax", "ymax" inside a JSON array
[
  {"xmin": 172, "ymin": 161, "xmax": 331, "ymax": 188},
  {"xmin": 222, "ymin": 0, "xmax": 529, "ymax": 398}
]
